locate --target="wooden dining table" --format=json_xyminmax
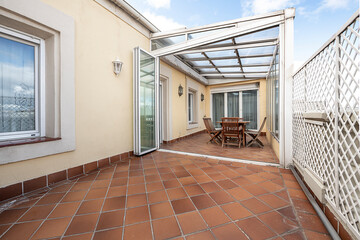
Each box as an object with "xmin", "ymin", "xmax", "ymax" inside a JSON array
[{"xmin": 217, "ymin": 120, "xmax": 250, "ymax": 147}]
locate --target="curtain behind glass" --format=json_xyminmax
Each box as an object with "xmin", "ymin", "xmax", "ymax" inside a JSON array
[
  {"xmin": 227, "ymin": 92, "xmax": 239, "ymax": 117},
  {"xmin": 212, "ymin": 93, "xmax": 224, "ymax": 128},
  {"xmin": 0, "ymin": 36, "xmax": 35, "ymax": 134},
  {"xmin": 242, "ymin": 90, "xmax": 257, "ymax": 129}
]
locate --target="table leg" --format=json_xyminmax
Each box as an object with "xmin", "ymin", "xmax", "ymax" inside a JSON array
[{"xmin": 242, "ymin": 124, "xmax": 246, "ymax": 147}]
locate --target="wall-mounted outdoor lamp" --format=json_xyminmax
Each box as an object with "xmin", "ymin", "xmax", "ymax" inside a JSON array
[
  {"xmin": 201, "ymin": 93, "xmax": 204, "ymax": 101},
  {"xmin": 178, "ymin": 84, "xmax": 183, "ymax": 97},
  {"xmin": 113, "ymin": 57, "xmax": 123, "ymax": 75}
]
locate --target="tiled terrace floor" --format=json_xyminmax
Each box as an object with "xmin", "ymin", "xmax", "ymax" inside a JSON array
[
  {"xmin": 161, "ymin": 133, "xmax": 279, "ymax": 164},
  {"xmin": 0, "ymin": 152, "xmax": 330, "ymax": 240}
]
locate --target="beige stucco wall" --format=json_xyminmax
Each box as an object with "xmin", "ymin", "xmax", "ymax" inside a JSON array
[
  {"xmin": 266, "ymin": 131, "xmax": 280, "ymax": 158},
  {"xmin": 160, "ymin": 62, "xmax": 206, "ymax": 140},
  {"xmin": 205, "ymin": 79, "xmax": 267, "ymax": 133},
  {"xmin": 0, "ymin": 0, "xmax": 150, "ymax": 187}
]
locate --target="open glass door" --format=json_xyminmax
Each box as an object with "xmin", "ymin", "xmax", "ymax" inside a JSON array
[{"xmin": 133, "ymin": 47, "xmax": 159, "ymax": 156}]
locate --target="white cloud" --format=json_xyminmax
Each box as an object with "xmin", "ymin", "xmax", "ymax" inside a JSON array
[
  {"xmin": 146, "ymin": 0, "xmax": 170, "ymax": 9},
  {"xmin": 241, "ymin": 0, "xmax": 298, "ymax": 17},
  {"xmin": 318, "ymin": 0, "xmax": 351, "ymax": 10},
  {"xmin": 143, "ymin": 11, "xmax": 185, "ymax": 31},
  {"xmin": 298, "ymin": 0, "xmax": 354, "ymax": 18}
]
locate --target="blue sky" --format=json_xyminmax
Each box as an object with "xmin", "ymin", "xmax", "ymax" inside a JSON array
[{"xmin": 126, "ymin": 0, "xmax": 358, "ymax": 70}]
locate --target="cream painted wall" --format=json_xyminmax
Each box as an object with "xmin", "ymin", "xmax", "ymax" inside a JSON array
[
  {"xmin": 0, "ymin": 0, "xmax": 150, "ymax": 187},
  {"xmin": 205, "ymin": 79, "xmax": 267, "ymax": 133},
  {"xmin": 160, "ymin": 62, "xmax": 206, "ymax": 140},
  {"xmin": 266, "ymin": 131, "xmax": 280, "ymax": 158}
]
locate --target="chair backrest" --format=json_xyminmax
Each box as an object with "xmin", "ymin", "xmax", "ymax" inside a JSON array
[
  {"xmin": 221, "ymin": 117, "xmax": 240, "ymax": 135},
  {"xmin": 203, "ymin": 118, "xmax": 215, "ymax": 132},
  {"xmin": 256, "ymin": 117, "xmax": 267, "ymax": 134}
]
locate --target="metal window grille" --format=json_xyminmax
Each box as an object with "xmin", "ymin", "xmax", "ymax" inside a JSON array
[{"xmin": 293, "ymin": 14, "xmax": 359, "ymax": 238}]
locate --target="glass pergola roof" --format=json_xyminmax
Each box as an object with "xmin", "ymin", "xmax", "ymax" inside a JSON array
[{"xmin": 150, "ymin": 10, "xmax": 284, "ymax": 83}]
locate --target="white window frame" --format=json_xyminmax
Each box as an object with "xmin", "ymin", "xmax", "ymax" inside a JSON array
[
  {"xmin": 0, "ymin": 26, "xmax": 45, "ymax": 141},
  {"xmin": 210, "ymin": 83, "xmax": 260, "ymax": 130},
  {"xmin": 188, "ymin": 91, "xmax": 194, "ymax": 123}
]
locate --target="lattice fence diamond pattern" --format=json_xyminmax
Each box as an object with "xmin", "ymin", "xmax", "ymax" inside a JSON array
[{"xmin": 293, "ymin": 15, "xmax": 360, "ymax": 237}]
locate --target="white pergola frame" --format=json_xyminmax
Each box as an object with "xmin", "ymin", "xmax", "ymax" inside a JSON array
[{"xmin": 150, "ymin": 8, "xmax": 295, "ymax": 167}]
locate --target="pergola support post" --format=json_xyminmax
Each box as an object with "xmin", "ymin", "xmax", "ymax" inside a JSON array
[{"xmin": 279, "ymin": 8, "xmax": 295, "ymax": 168}]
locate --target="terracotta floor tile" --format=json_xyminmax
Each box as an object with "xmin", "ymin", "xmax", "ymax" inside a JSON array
[
  {"xmin": 150, "ymin": 201, "xmax": 174, "ymax": 219},
  {"xmin": 124, "ymin": 221, "xmax": 152, "ymax": 240},
  {"xmin": 177, "ymin": 211, "xmax": 207, "ymax": 234},
  {"xmin": 216, "ymin": 179, "xmax": 238, "ymax": 189},
  {"xmin": 199, "ymin": 206, "xmax": 230, "ymax": 227},
  {"xmin": 193, "ymin": 174, "xmax": 212, "ymax": 183},
  {"xmin": 1, "ymin": 221, "xmax": 42, "ymax": 239},
  {"xmin": 0, "ymin": 208, "xmax": 28, "ymax": 224},
  {"xmin": 145, "ymin": 174, "xmax": 161, "ymax": 183},
  {"xmin": 184, "ymin": 184, "xmax": 205, "ymax": 196},
  {"xmin": 191, "ymin": 194, "xmax": 216, "ymax": 210},
  {"xmin": 163, "ymin": 179, "xmax": 181, "ymax": 189},
  {"xmin": 19, "ymin": 204, "xmax": 55, "ymax": 222},
  {"xmin": 288, "ymin": 188, "xmax": 307, "ymax": 200},
  {"xmin": 298, "ymin": 212, "xmax": 328, "ymax": 233},
  {"xmin": 171, "ymin": 198, "xmax": 196, "ymax": 214},
  {"xmin": 62, "ymin": 191, "xmax": 87, "ymax": 203},
  {"xmin": 49, "ymin": 202, "xmax": 81, "ymax": 218},
  {"xmin": 110, "ymin": 177, "xmax": 127, "ymax": 187},
  {"xmin": 65, "ymin": 213, "xmax": 99, "ymax": 236},
  {"xmin": 91, "ymin": 179, "xmax": 111, "ymax": 189},
  {"xmin": 232, "ymin": 176, "xmax": 253, "ymax": 186},
  {"xmin": 179, "ymin": 176, "xmax": 197, "ymax": 186},
  {"xmin": 258, "ymin": 181, "xmax": 284, "ymax": 192},
  {"xmin": 258, "ymin": 211, "xmax": 298, "ymax": 235},
  {"xmin": 200, "ymin": 182, "xmax": 221, "ymax": 193},
  {"xmin": 76, "ymin": 199, "xmax": 103, "ymax": 215},
  {"xmin": 304, "ymin": 230, "xmax": 332, "ymax": 240},
  {"xmin": 126, "ymin": 193, "xmax": 147, "ymax": 207},
  {"xmin": 221, "ymin": 202, "xmax": 253, "ymax": 220},
  {"xmin": 236, "ymin": 217, "xmax": 276, "ymax": 239},
  {"xmin": 209, "ymin": 191, "xmax": 234, "ymax": 205},
  {"xmin": 93, "ymin": 227, "xmax": 123, "ymax": 240},
  {"xmin": 258, "ymin": 194, "xmax": 289, "ymax": 209},
  {"xmin": 127, "ymin": 184, "xmax": 146, "ymax": 195},
  {"xmin": 167, "ymin": 187, "xmax": 188, "ymax": 200},
  {"xmin": 102, "ymin": 196, "xmax": 126, "ymax": 211},
  {"xmin": 129, "ymin": 176, "xmax": 145, "ymax": 185},
  {"xmin": 31, "ymin": 217, "xmax": 71, "ymax": 239},
  {"xmin": 71, "ymin": 182, "xmax": 92, "ymax": 191},
  {"xmin": 186, "ymin": 231, "xmax": 215, "ymax": 240},
  {"xmin": 0, "ymin": 224, "xmax": 10, "ymax": 236},
  {"xmin": 242, "ymin": 184, "xmax": 269, "ymax": 196},
  {"xmin": 211, "ymin": 223, "xmax": 248, "ymax": 240},
  {"xmin": 152, "ymin": 216, "xmax": 181, "ymax": 240},
  {"xmin": 125, "ymin": 205, "xmax": 150, "ymax": 225},
  {"xmin": 283, "ymin": 230, "xmax": 307, "ymax": 240},
  {"xmin": 107, "ymin": 186, "xmax": 127, "ymax": 198},
  {"xmin": 278, "ymin": 206, "xmax": 297, "ymax": 222},
  {"xmin": 96, "ymin": 209, "xmax": 124, "ymax": 230},
  {"xmin": 146, "ymin": 181, "xmax": 164, "ymax": 192},
  {"xmin": 226, "ymin": 187, "xmax": 253, "ymax": 201},
  {"xmin": 36, "ymin": 193, "xmax": 65, "ymax": 205},
  {"xmin": 63, "ymin": 232, "xmax": 93, "ymax": 240},
  {"xmin": 148, "ymin": 190, "xmax": 168, "ymax": 204},
  {"xmin": 84, "ymin": 188, "xmax": 107, "ymax": 200},
  {"xmin": 292, "ymin": 198, "xmax": 316, "ymax": 214},
  {"xmin": 241, "ymin": 198, "xmax": 272, "ymax": 214}
]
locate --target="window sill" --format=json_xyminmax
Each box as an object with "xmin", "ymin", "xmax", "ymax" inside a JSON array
[
  {"xmin": 187, "ymin": 122, "xmax": 199, "ymax": 130},
  {"xmin": 0, "ymin": 137, "xmax": 61, "ymax": 148}
]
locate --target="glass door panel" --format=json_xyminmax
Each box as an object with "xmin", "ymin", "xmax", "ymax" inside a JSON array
[
  {"xmin": 227, "ymin": 92, "xmax": 239, "ymax": 117},
  {"xmin": 242, "ymin": 90, "xmax": 257, "ymax": 129},
  {"xmin": 134, "ymin": 47, "xmax": 158, "ymax": 155},
  {"xmin": 212, "ymin": 93, "xmax": 224, "ymax": 128}
]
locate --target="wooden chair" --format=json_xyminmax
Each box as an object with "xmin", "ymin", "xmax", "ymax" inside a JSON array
[
  {"xmin": 221, "ymin": 117, "xmax": 242, "ymax": 148},
  {"xmin": 245, "ymin": 117, "xmax": 267, "ymax": 148},
  {"xmin": 203, "ymin": 118, "xmax": 222, "ymax": 145}
]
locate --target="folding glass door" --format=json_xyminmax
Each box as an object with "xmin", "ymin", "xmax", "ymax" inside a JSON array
[{"xmin": 133, "ymin": 47, "xmax": 159, "ymax": 155}]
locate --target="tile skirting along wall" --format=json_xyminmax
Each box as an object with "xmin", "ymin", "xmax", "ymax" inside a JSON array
[{"xmin": 0, "ymin": 151, "xmax": 133, "ymax": 203}]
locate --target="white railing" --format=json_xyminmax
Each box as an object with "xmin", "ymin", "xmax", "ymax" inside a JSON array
[{"xmin": 293, "ymin": 11, "xmax": 359, "ymax": 238}]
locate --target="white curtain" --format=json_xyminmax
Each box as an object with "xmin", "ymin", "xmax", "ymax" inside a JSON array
[{"xmin": 242, "ymin": 90, "xmax": 257, "ymax": 129}]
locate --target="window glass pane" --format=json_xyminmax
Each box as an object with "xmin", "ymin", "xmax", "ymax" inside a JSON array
[
  {"xmin": 242, "ymin": 90, "xmax": 257, "ymax": 129},
  {"xmin": 188, "ymin": 27, "xmax": 233, "ymax": 40},
  {"xmin": 188, "ymin": 93, "xmax": 193, "ymax": 122},
  {"xmin": 151, "ymin": 34, "xmax": 186, "ymax": 50},
  {"xmin": 0, "ymin": 36, "xmax": 36, "ymax": 134},
  {"xmin": 139, "ymin": 50, "xmax": 156, "ymax": 152},
  {"xmin": 235, "ymin": 27, "xmax": 279, "ymax": 43},
  {"xmin": 212, "ymin": 93, "xmax": 224, "ymax": 128},
  {"xmin": 227, "ymin": 92, "xmax": 239, "ymax": 117}
]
